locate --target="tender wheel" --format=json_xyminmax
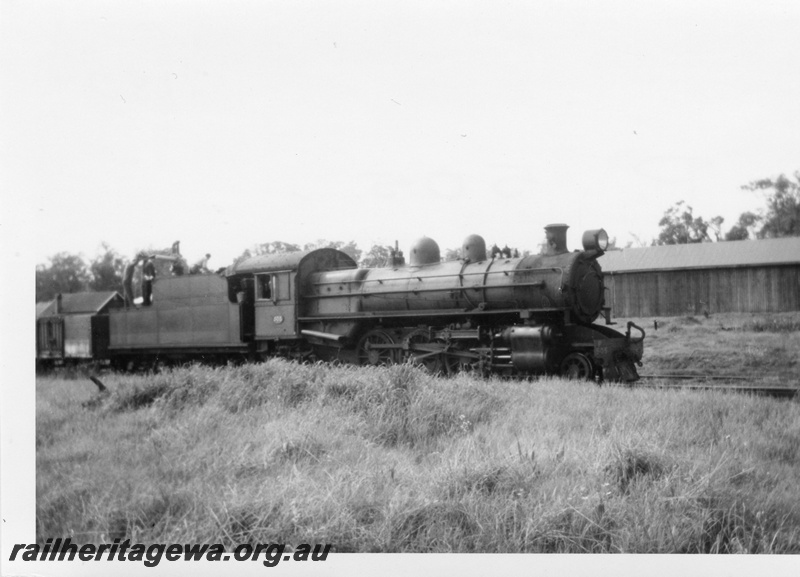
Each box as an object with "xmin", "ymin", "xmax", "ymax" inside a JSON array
[
  {"xmin": 357, "ymin": 330, "xmax": 397, "ymax": 366},
  {"xmin": 559, "ymin": 352, "xmax": 594, "ymax": 380}
]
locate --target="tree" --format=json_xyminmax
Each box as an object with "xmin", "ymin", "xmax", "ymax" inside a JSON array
[
  {"xmin": 443, "ymin": 247, "xmax": 461, "ymax": 261},
  {"xmin": 604, "ymin": 236, "xmax": 621, "ymax": 251},
  {"xmin": 708, "ymin": 216, "xmax": 725, "ymax": 241},
  {"xmin": 741, "ymin": 171, "xmax": 800, "ymax": 238},
  {"xmin": 360, "ymin": 244, "xmax": 392, "ymax": 268},
  {"xmin": 36, "ymin": 253, "xmax": 91, "ymax": 302},
  {"xmin": 655, "ymin": 201, "xmax": 721, "ymax": 245},
  {"xmin": 626, "ymin": 233, "xmax": 650, "ymax": 248},
  {"xmin": 89, "ymin": 243, "xmax": 125, "ymax": 292},
  {"xmin": 724, "ymin": 211, "xmax": 760, "ymax": 241},
  {"xmin": 233, "ymin": 241, "xmax": 302, "ymax": 267},
  {"xmin": 303, "ymin": 240, "xmax": 362, "ymax": 263},
  {"xmin": 256, "ymin": 241, "xmax": 302, "ymax": 254}
]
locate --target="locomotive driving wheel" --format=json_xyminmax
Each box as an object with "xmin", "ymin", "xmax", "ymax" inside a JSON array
[
  {"xmin": 559, "ymin": 352, "xmax": 594, "ymax": 380},
  {"xmin": 403, "ymin": 329, "xmax": 446, "ymax": 374},
  {"xmin": 357, "ymin": 330, "xmax": 398, "ymax": 366},
  {"xmin": 441, "ymin": 342, "xmax": 471, "ymax": 375}
]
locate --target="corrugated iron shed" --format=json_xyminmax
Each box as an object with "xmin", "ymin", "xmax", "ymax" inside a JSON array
[
  {"xmin": 599, "ymin": 237, "xmax": 800, "ymax": 273},
  {"xmin": 36, "ymin": 291, "xmax": 123, "ymax": 316}
]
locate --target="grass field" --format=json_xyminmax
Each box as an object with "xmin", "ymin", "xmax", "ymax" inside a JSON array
[
  {"xmin": 36, "ymin": 313, "xmax": 800, "ymax": 553},
  {"xmin": 634, "ymin": 312, "xmax": 800, "ymax": 384}
]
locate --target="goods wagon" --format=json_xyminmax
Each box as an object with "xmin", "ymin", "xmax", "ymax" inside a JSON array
[{"xmin": 36, "ymin": 292, "xmax": 124, "ymax": 367}]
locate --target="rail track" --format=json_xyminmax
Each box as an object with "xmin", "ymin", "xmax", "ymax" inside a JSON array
[{"xmin": 636, "ymin": 374, "xmax": 798, "ymax": 399}]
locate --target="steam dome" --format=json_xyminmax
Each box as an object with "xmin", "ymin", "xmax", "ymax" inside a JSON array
[
  {"xmin": 461, "ymin": 234, "xmax": 486, "ymax": 262},
  {"xmin": 409, "ymin": 237, "xmax": 441, "ymax": 266}
]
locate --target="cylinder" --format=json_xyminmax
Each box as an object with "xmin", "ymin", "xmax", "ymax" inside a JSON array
[{"xmin": 500, "ymin": 326, "xmax": 553, "ymax": 372}]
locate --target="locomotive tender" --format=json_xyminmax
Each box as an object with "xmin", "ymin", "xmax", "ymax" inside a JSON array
[{"xmin": 38, "ymin": 224, "xmax": 645, "ymax": 381}]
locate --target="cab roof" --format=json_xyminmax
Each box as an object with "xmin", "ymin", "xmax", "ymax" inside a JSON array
[{"xmin": 227, "ymin": 248, "xmax": 357, "ymax": 276}]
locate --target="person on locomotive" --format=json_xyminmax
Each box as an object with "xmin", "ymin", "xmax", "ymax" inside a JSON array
[
  {"xmin": 170, "ymin": 259, "xmax": 185, "ymax": 276},
  {"xmin": 190, "ymin": 253, "xmax": 212, "ymax": 275},
  {"xmin": 122, "ymin": 254, "xmax": 142, "ymax": 308},
  {"xmin": 142, "ymin": 256, "xmax": 156, "ymax": 306}
]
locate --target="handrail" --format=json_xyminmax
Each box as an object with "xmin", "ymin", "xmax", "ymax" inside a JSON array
[
  {"xmin": 297, "ymin": 306, "xmax": 567, "ymax": 321},
  {"xmin": 302, "ymin": 280, "xmax": 546, "ymax": 299},
  {"xmin": 309, "ymin": 266, "xmax": 565, "ymax": 287}
]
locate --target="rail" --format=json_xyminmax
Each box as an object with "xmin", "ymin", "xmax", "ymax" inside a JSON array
[{"xmin": 636, "ymin": 374, "xmax": 798, "ymax": 398}]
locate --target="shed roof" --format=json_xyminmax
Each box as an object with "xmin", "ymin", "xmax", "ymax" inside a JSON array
[
  {"xmin": 36, "ymin": 291, "xmax": 123, "ymax": 316},
  {"xmin": 599, "ymin": 237, "xmax": 800, "ymax": 273}
]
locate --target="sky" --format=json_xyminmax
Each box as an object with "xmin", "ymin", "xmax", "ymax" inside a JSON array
[{"xmin": 3, "ymin": 0, "xmax": 800, "ymax": 270}]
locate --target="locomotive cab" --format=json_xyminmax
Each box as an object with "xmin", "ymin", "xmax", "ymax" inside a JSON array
[
  {"xmin": 252, "ymin": 270, "xmax": 295, "ymax": 338},
  {"xmin": 225, "ymin": 248, "xmax": 358, "ymax": 355}
]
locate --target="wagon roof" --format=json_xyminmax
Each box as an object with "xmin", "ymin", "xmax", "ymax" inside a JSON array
[
  {"xmin": 227, "ymin": 248, "xmax": 357, "ymax": 276},
  {"xmin": 36, "ymin": 291, "xmax": 123, "ymax": 316},
  {"xmin": 599, "ymin": 236, "xmax": 800, "ymax": 273},
  {"xmin": 36, "ymin": 301, "xmax": 54, "ymax": 318}
]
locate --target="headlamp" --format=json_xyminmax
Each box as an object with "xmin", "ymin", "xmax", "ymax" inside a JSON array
[{"xmin": 581, "ymin": 229, "xmax": 609, "ymax": 252}]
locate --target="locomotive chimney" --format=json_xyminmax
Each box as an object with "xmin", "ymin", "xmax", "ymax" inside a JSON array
[
  {"xmin": 390, "ymin": 240, "xmax": 405, "ymax": 266},
  {"xmin": 543, "ymin": 223, "xmax": 569, "ymax": 256}
]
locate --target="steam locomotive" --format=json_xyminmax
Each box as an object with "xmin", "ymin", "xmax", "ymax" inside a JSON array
[{"xmin": 36, "ymin": 224, "xmax": 645, "ymax": 381}]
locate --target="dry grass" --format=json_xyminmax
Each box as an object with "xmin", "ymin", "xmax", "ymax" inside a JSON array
[{"xmin": 36, "ymin": 314, "xmax": 800, "ymax": 553}]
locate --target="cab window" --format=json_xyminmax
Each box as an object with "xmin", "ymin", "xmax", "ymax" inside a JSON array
[{"xmin": 256, "ymin": 274, "xmax": 272, "ymax": 300}]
